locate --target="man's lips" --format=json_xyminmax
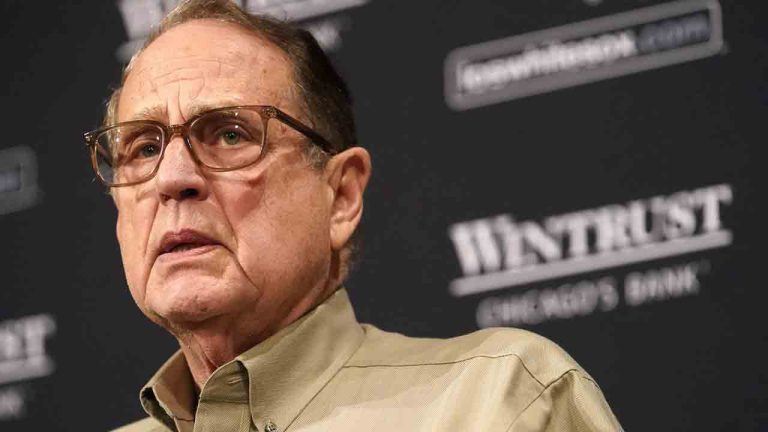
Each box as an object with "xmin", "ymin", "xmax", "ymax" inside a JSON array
[{"xmin": 156, "ymin": 229, "xmax": 221, "ymax": 259}]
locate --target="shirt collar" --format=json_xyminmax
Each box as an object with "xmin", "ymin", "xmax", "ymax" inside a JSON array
[
  {"xmin": 140, "ymin": 288, "xmax": 363, "ymax": 432},
  {"xmin": 140, "ymin": 349, "xmax": 196, "ymax": 430}
]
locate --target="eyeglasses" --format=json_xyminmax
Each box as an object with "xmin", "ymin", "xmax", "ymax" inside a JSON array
[{"xmin": 83, "ymin": 105, "xmax": 335, "ymax": 187}]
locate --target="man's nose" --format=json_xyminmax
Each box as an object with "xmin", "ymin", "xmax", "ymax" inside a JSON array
[{"xmin": 153, "ymin": 135, "xmax": 209, "ymax": 202}]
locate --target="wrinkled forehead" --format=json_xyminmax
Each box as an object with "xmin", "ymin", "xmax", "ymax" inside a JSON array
[{"xmin": 117, "ymin": 19, "xmax": 297, "ymax": 123}]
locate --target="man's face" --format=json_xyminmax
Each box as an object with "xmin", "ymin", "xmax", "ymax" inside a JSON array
[{"xmin": 114, "ymin": 20, "xmax": 335, "ymax": 345}]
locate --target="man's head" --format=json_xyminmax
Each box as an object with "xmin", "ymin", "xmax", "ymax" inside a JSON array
[{"xmin": 103, "ymin": 0, "xmax": 371, "ymax": 361}]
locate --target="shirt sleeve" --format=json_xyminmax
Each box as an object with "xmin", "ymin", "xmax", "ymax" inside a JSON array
[{"xmin": 507, "ymin": 369, "xmax": 623, "ymax": 432}]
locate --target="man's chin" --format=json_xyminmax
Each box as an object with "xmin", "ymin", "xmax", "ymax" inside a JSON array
[
  {"xmin": 159, "ymin": 305, "xmax": 222, "ymax": 329},
  {"xmin": 146, "ymin": 282, "xmax": 235, "ymax": 329}
]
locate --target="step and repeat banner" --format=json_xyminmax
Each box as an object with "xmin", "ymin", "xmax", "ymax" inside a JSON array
[{"xmin": 1, "ymin": 0, "xmax": 764, "ymax": 430}]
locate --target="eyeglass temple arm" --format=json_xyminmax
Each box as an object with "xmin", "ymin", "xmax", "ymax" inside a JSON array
[{"xmin": 273, "ymin": 111, "xmax": 336, "ymax": 154}]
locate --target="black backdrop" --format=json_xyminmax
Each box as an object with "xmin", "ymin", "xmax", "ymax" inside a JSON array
[{"xmin": 0, "ymin": 1, "xmax": 765, "ymax": 430}]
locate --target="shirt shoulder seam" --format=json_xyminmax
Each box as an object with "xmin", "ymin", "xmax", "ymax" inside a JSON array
[
  {"xmin": 344, "ymin": 352, "xmax": 559, "ymax": 388},
  {"xmin": 503, "ymin": 368, "xmax": 581, "ymax": 432}
]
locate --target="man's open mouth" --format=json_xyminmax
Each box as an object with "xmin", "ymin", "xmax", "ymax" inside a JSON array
[
  {"xmin": 158, "ymin": 230, "xmax": 219, "ymax": 257},
  {"xmin": 164, "ymin": 243, "xmax": 207, "ymax": 254}
]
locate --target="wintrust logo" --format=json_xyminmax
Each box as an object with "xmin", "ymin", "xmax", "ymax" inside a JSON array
[
  {"xmin": 0, "ymin": 314, "xmax": 56, "ymax": 421},
  {"xmin": 0, "ymin": 315, "xmax": 56, "ymax": 387},
  {"xmin": 448, "ymin": 184, "xmax": 732, "ymax": 297},
  {"xmin": 445, "ymin": 0, "xmax": 723, "ymax": 110},
  {"xmin": 0, "ymin": 146, "xmax": 41, "ymax": 216},
  {"xmin": 116, "ymin": 0, "xmax": 368, "ymax": 60}
]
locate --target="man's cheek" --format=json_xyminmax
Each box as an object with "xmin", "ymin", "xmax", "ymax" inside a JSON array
[
  {"xmin": 232, "ymin": 234, "xmax": 271, "ymax": 285},
  {"xmin": 121, "ymin": 247, "xmax": 147, "ymax": 305},
  {"xmin": 116, "ymin": 222, "xmax": 149, "ymax": 303}
]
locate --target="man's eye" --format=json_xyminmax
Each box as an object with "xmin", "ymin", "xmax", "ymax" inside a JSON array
[
  {"xmin": 139, "ymin": 144, "xmax": 161, "ymax": 157},
  {"xmin": 221, "ymin": 130, "xmax": 242, "ymax": 146},
  {"xmin": 130, "ymin": 142, "xmax": 160, "ymax": 160},
  {"xmin": 120, "ymin": 129, "xmax": 163, "ymax": 163}
]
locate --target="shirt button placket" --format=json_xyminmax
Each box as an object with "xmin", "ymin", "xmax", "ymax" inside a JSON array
[{"xmin": 265, "ymin": 420, "xmax": 278, "ymax": 432}]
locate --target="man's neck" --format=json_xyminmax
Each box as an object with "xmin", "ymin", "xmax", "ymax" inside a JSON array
[{"xmin": 175, "ymin": 283, "xmax": 339, "ymax": 389}]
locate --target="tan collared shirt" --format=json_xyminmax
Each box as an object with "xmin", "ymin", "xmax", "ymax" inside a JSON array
[{"xmin": 115, "ymin": 289, "xmax": 621, "ymax": 432}]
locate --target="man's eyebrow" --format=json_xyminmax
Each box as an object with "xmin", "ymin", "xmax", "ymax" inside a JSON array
[
  {"xmin": 185, "ymin": 103, "xmax": 222, "ymax": 119},
  {"xmin": 127, "ymin": 102, "xmax": 245, "ymax": 123},
  {"xmin": 129, "ymin": 105, "xmax": 168, "ymax": 122}
]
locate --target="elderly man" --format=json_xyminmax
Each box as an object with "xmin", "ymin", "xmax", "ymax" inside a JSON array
[{"xmin": 84, "ymin": 1, "xmax": 621, "ymax": 431}]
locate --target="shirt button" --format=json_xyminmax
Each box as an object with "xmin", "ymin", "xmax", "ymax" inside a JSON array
[{"xmin": 265, "ymin": 420, "xmax": 278, "ymax": 432}]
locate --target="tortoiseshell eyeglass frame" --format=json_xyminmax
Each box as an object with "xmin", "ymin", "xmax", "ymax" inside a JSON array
[{"xmin": 83, "ymin": 105, "xmax": 336, "ymax": 187}]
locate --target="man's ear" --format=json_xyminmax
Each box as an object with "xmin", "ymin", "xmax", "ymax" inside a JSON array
[{"xmin": 325, "ymin": 147, "xmax": 372, "ymax": 251}]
